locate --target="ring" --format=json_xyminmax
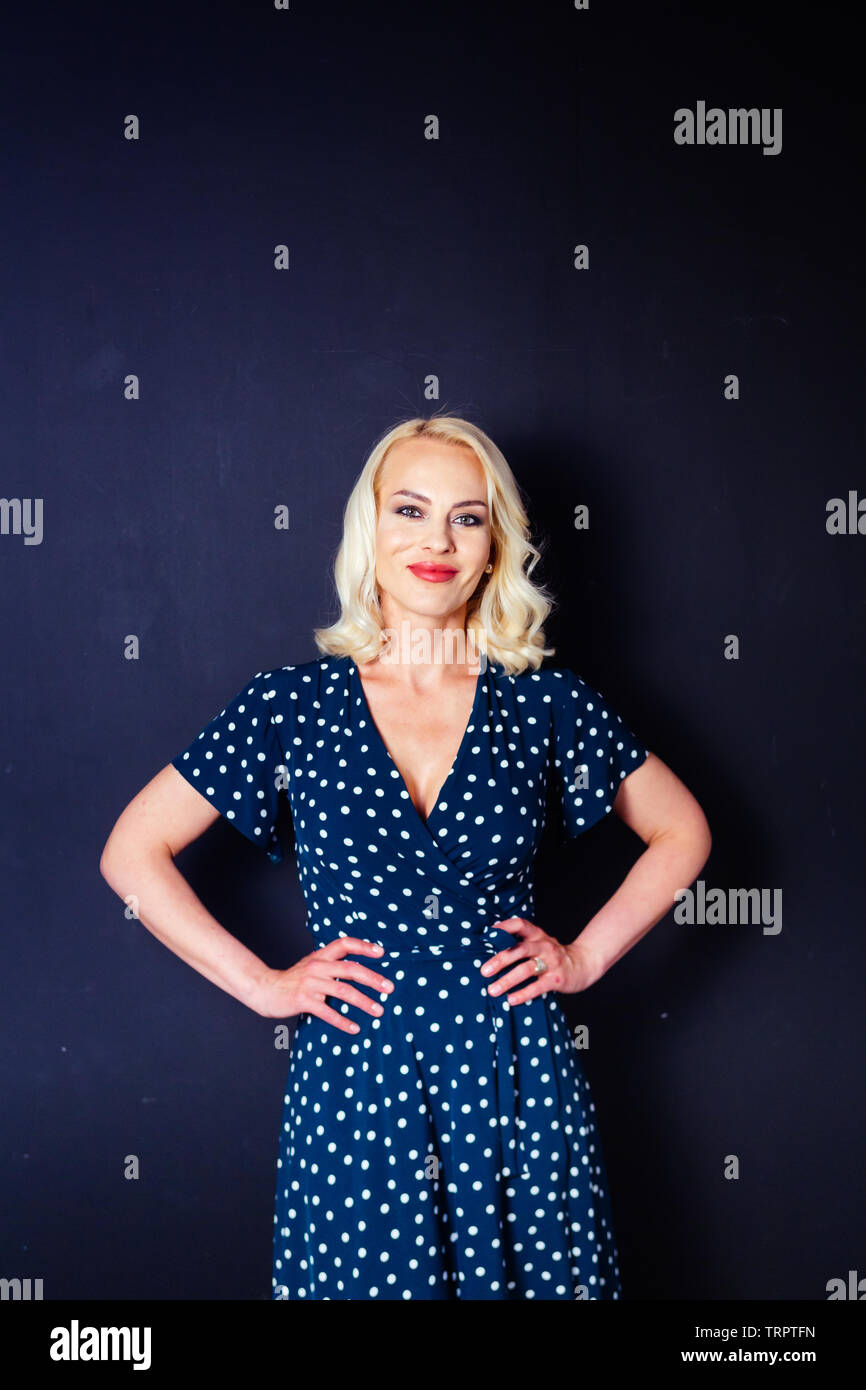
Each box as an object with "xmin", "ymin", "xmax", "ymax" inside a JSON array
[{"xmin": 533, "ymin": 956, "xmax": 548, "ymax": 976}]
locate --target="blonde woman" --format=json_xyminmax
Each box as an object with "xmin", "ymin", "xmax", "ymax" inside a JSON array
[{"xmin": 100, "ymin": 414, "xmax": 711, "ymax": 1300}]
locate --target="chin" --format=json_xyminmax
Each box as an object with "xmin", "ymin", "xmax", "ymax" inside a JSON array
[
  {"xmin": 405, "ymin": 594, "xmax": 459, "ymax": 617},
  {"xmin": 391, "ymin": 588, "xmax": 461, "ymax": 618}
]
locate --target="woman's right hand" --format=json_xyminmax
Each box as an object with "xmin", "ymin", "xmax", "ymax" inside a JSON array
[{"xmin": 249, "ymin": 936, "xmax": 395, "ymax": 1032}]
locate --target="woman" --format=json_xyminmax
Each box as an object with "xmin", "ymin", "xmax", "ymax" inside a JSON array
[{"xmin": 100, "ymin": 414, "xmax": 711, "ymax": 1300}]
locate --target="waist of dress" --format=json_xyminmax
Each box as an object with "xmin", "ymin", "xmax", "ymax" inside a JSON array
[
  {"xmin": 338, "ymin": 932, "xmax": 534, "ymax": 1181},
  {"xmin": 353, "ymin": 937, "xmax": 507, "ymax": 965}
]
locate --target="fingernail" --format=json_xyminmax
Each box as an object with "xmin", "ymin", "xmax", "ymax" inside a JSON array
[
  {"xmin": 489, "ymin": 984, "xmax": 500, "ymax": 995},
  {"xmin": 372, "ymin": 1004, "xmax": 383, "ymax": 1015}
]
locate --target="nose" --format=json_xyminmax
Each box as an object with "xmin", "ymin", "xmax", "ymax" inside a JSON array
[{"xmin": 422, "ymin": 513, "xmax": 455, "ymax": 553}]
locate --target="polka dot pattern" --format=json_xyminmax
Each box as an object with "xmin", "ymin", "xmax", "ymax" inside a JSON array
[{"xmin": 171, "ymin": 655, "xmax": 650, "ymax": 1300}]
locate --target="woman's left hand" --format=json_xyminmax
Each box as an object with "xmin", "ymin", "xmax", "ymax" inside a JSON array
[{"xmin": 479, "ymin": 917, "xmax": 597, "ymax": 1005}]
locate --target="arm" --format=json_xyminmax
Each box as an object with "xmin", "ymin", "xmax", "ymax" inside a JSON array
[
  {"xmin": 99, "ymin": 764, "xmax": 278, "ymax": 1012},
  {"xmin": 568, "ymin": 751, "xmax": 712, "ymax": 985},
  {"xmin": 100, "ymin": 765, "xmax": 391, "ymax": 1027}
]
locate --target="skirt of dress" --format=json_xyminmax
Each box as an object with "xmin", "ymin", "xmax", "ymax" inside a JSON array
[{"xmin": 271, "ymin": 945, "xmax": 622, "ymax": 1301}]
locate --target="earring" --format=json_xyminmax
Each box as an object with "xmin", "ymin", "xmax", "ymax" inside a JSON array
[{"xmin": 485, "ymin": 563, "xmax": 493, "ymax": 573}]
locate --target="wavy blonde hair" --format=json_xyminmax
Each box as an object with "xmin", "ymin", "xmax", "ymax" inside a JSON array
[{"xmin": 313, "ymin": 414, "xmax": 556, "ymax": 676}]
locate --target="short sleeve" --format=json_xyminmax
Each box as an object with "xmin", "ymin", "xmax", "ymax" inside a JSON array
[
  {"xmin": 550, "ymin": 668, "xmax": 650, "ymax": 838},
  {"xmin": 171, "ymin": 670, "xmax": 289, "ymax": 862}
]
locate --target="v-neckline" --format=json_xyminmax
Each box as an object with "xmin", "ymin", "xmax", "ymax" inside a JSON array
[{"xmin": 349, "ymin": 657, "xmax": 487, "ymax": 830}]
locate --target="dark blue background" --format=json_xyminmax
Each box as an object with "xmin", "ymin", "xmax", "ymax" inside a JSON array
[{"xmin": 2, "ymin": 0, "xmax": 863, "ymax": 1300}]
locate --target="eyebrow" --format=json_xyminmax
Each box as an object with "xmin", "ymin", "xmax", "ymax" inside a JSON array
[{"xmin": 389, "ymin": 489, "xmax": 488, "ymax": 508}]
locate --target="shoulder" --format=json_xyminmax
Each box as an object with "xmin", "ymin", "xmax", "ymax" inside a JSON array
[
  {"xmin": 504, "ymin": 665, "xmax": 628, "ymax": 733},
  {"xmin": 500, "ymin": 663, "xmax": 584, "ymax": 705},
  {"xmin": 254, "ymin": 655, "xmax": 350, "ymax": 701},
  {"xmin": 230, "ymin": 659, "xmax": 323, "ymax": 713},
  {"xmin": 228, "ymin": 659, "xmax": 342, "ymax": 744}
]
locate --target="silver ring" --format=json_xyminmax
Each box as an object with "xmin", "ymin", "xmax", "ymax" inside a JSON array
[{"xmin": 533, "ymin": 956, "xmax": 548, "ymax": 976}]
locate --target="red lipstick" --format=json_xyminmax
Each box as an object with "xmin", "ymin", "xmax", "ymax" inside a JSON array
[{"xmin": 408, "ymin": 563, "xmax": 458, "ymax": 583}]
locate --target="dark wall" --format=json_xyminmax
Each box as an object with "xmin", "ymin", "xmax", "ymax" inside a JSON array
[{"xmin": 1, "ymin": 0, "xmax": 862, "ymax": 1300}]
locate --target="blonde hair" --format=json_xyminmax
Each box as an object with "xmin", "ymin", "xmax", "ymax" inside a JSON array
[{"xmin": 313, "ymin": 414, "xmax": 556, "ymax": 676}]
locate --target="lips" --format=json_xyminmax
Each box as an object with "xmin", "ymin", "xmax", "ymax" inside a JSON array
[{"xmin": 408, "ymin": 563, "xmax": 458, "ymax": 583}]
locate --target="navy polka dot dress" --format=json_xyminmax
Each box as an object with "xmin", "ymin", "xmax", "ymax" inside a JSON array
[{"xmin": 171, "ymin": 654, "xmax": 650, "ymax": 1300}]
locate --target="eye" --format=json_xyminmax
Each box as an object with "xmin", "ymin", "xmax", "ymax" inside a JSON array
[{"xmin": 394, "ymin": 505, "xmax": 482, "ymax": 526}]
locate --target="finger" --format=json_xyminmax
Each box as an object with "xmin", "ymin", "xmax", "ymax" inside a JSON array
[
  {"xmin": 482, "ymin": 919, "xmax": 545, "ymax": 964},
  {"xmin": 486, "ymin": 959, "xmax": 538, "ymax": 997},
  {"xmin": 322, "ymin": 958, "xmax": 395, "ymax": 994},
  {"xmin": 480, "ymin": 942, "xmax": 536, "ymax": 977},
  {"xmin": 491, "ymin": 918, "xmax": 542, "ymax": 939},
  {"xmin": 304, "ymin": 1001, "xmax": 363, "ymax": 1034},
  {"xmin": 506, "ymin": 968, "xmax": 564, "ymax": 1006},
  {"xmin": 310, "ymin": 977, "xmax": 385, "ymax": 1018},
  {"xmin": 319, "ymin": 937, "xmax": 386, "ymax": 960}
]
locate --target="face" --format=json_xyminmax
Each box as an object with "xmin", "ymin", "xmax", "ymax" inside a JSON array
[{"xmin": 373, "ymin": 437, "xmax": 493, "ymax": 632}]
